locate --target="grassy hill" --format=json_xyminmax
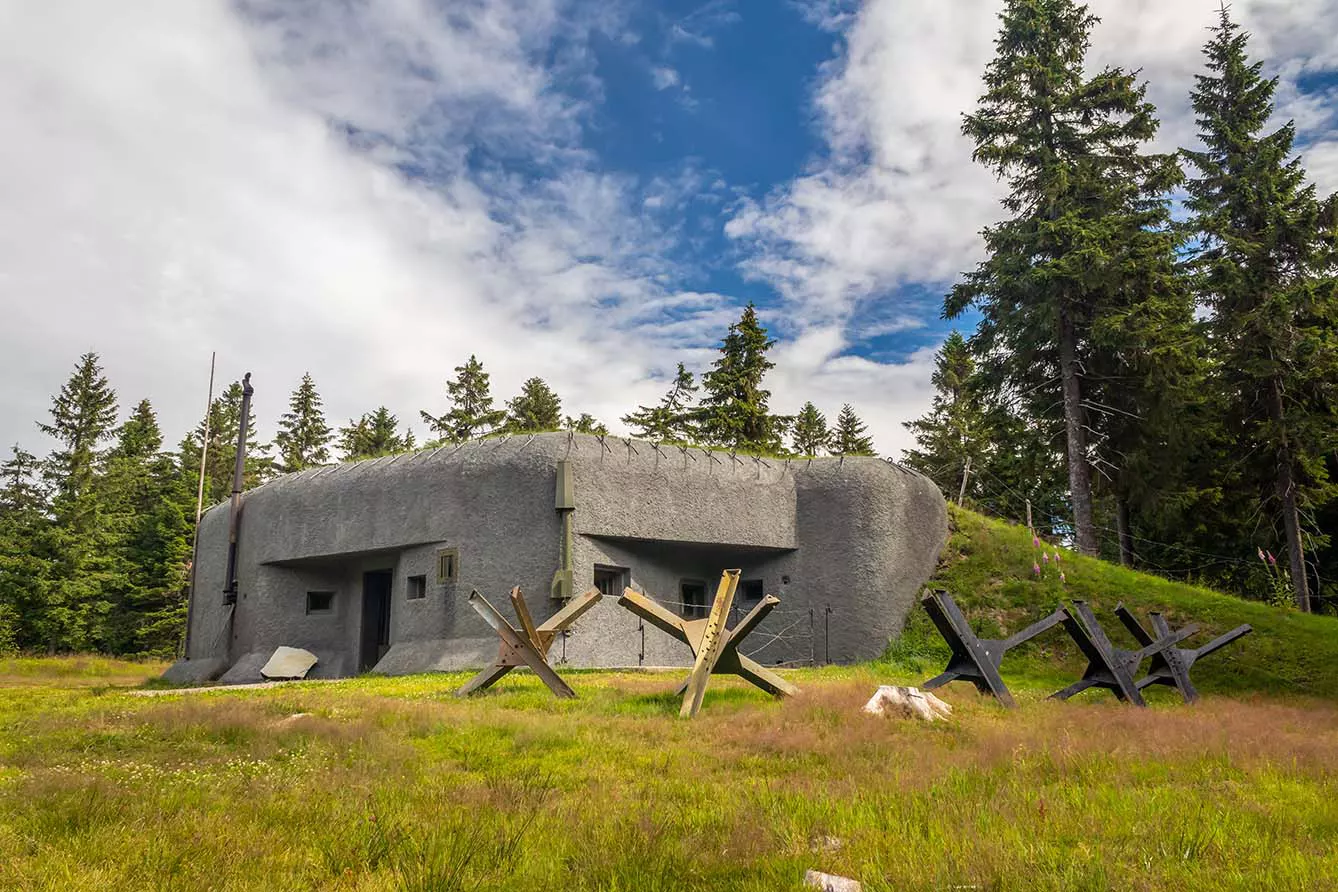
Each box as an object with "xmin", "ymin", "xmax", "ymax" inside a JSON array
[{"xmin": 884, "ymin": 506, "xmax": 1338, "ymax": 699}]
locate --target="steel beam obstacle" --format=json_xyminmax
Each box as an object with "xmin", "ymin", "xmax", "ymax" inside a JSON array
[
  {"xmin": 1050, "ymin": 600, "xmax": 1199, "ymax": 707},
  {"xmin": 920, "ymin": 589, "xmax": 1065, "ymax": 708},
  {"xmin": 617, "ymin": 569, "xmax": 800, "ymax": 718},
  {"xmin": 1114, "ymin": 604, "xmax": 1252, "ymax": 704},
  {"xmin": 457, "ymin": 586, "xmax": 602, "ymax": 699}
]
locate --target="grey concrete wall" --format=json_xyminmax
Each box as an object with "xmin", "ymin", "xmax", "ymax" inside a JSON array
[{"xmin": 173, "ymin": 433, "xmax": 947, "ymax": 682}]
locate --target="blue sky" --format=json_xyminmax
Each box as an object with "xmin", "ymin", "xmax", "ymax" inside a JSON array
[{"xmin": 1, "ymin": 0, "xmax": 1335, "ymax": 458}]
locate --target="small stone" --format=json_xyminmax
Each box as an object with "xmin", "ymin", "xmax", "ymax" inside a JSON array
[
  {"xmin": 862, "ymin": 685, "xmax": 952, "ymax": 722},
  {"xmin": 260, "ymin": 646, "xmax": 318, "ymax": 680},
  {"xmin": 804, "ymin": 869, "xmax": 862, "ymax": 891}
]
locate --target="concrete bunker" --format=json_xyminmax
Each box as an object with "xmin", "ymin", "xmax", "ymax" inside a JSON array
[{"xmin": 164, "ymin": 432, "xmax": 948, "ymax": 685}]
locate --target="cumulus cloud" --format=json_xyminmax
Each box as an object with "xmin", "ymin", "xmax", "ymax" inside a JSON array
[{"xmin": 0, "ymin": 0, "xmax": 726, "ymax": 455}]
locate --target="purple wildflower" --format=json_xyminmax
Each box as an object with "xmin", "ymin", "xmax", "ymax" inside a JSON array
[
  {"xmin": 1267, "ymin": 551, "xmax": 1277, "ymax": 566},
  {"xmin": 1059, "ymin": 572, "xmax": 1066, "ymax": 583},
  {"xmin": 1032, "ymin": 535, "xmax": 1040, "ymax": 548},
  {"xmin": 1043, "ymin": 552, "xmax": 1050, "ymax": 564},
  {"xmin": 1033, "ymin": 562, "xmax": 1041, "ymax": 576}
]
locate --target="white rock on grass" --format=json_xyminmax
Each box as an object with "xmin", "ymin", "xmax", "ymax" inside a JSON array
[
  {"xmin": 259, "ymin": 646, "xmax": 318, "ymax": 680},
  {"xmin": 861, "ymin": 685, "xmax": 953, "ymax": 722},
  {"xmin": 804, "ymin": 869, "xmax": 862, "ymax": 891}
]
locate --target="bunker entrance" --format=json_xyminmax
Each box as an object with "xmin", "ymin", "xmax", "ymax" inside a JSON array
[{"xmin": 359, "ymin": 569, "xmax": 393, "ymax": 671}]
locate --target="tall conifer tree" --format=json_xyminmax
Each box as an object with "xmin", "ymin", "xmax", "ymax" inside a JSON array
[
  {"xmin": 1182, "ymin": 7, "xmax": 1338, "ymax": 609},
  {"xmin": 622, "ymin": 363, "xmax": 699, "ymax": 442},
  {"xmin": 505, "ymin": 379, "xmax": 562, "ymax": 433},
  {"xmin": 791, "ymin": 402, "xmax": 831, "ymax": 457},
  {"xmin": 273, "ymin": 373, "xmax": 332, "ymax": 473},
  {"xmin": 831, "ymin": 405, "xmax": 876, "ymax": 456},
  {"xmin": 421, "ymin": 356, "xmax": 507, "ymax": 443},
  {"xmin": 697, "ymin": 304, "xmax": 786, "ymax": 452},
  {"xmin": 903, "ymin": 332, "xmax": 992, "ymax": 500},
  {"xmin": 0, "ymin": 446, "xmax": 53, "ymax": 650},
  {"xmin": 946, "ymin": 0, "xmax": 1185, "ymax": 555},
  {"xmin": 338, "ymin": 407, "xmax": 416, "ymax": 460}
]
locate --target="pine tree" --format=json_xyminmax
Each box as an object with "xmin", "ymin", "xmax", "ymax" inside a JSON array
[
  {"xmin": 564, "ymin": 414, "xmax": 609, "ymax": 436},
  {"xmin": 99, "ymin": 400, "xmax": 191, "ymax": 654},
  {"xmin": 35, "ymin": 353, "xmax": 120, "ymax": 650},
  {"xmin": 179, "ymin": 380, "xmax": 272, "ymax": 506},
  {"xmin": 902, "ymin": 332, "xmax": 992, "ymax": 500},
  {"xmin": 831, "ymin": 405, "xmax": 876, "ymax": 456},
  {"xmin": 505, "ymin": 378, "xmax": 562, "ymax": 433},
  {"xmin": 1182, "ymin": 7, "xmax": 1338, "ymax": 610},
  {"xmin": 791, "ymin": 402, "xmax": 830, "ymax": 456},
  {"xmin": 338, "ymin": 408, "xmax": 416, "ymax": 460},
  {"xmin": 622, "ymin": 363, "xmax": 699, "ymax": 442},
  {"xmin": 945, "ymin": 0, "xmax": 1185, "ymax": 556},
  {"xmin": 38, "ymin": 352, "xmax": 118, "ymax": 530},
  {"xmin": 0, "ymin": 446, "xmax": 53, "ymax": 651},
  {"xmin": 421, "ymin": 355, "xmax": 507, "ymax": 443},
  {"xmin": 697, "ymin": 304, "xmax": 787, "ymax": 452},
  {"xmin": 273, "ymin": 373, "xmax": 333, "ymax": 473}
]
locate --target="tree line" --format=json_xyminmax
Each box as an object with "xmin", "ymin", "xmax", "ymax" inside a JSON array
[
  {"xmin": 900, "ymin": 2, "xmax": 1337, "ymax": 611},
  {"xmin": 0, "ymin": 305, "xmax": 876, "ymax": 655}
]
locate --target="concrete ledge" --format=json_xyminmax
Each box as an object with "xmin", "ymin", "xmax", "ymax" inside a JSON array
[
  {"xmin": 161, "ymin": 657, "xmax": 228, "ymax": 686},
  {"xmin": 372, "ymin": 638, "xmax": 498, "ymax": 675}
]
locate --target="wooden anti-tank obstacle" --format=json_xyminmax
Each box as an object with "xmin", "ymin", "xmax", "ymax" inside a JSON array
[
  {"xmin": 457, "ymin": 586, "xmax": 602, "ymax": 699},
  {"xmin": 617, "ymin": 569, "xmax": 799, "ymax": 718},
  {"xmin": 920, "ymin": 588, "xmax": 1065, "ymax": 707}
]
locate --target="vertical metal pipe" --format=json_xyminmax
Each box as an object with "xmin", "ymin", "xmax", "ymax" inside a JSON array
[{"xmin": 223, "ymin": 373, "xmax": 253, "ymax": 603}]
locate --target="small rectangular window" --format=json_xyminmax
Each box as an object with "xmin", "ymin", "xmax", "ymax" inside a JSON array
[
  {"xmin": 407, "ymin": 575, "xmax": 427, "ymax": 600},
  {"xmin": 740, "ymin": 579, "xmax": 764, "ymax": 601},
  {"xmin": 306, "ymin": 591, "xmax": 335, "ymax": 615},
  {"xmin": 436, "ymin": 548, "xmax": 459, "ymax": 583},
  {"xmin": 594, "ymin": 565, "xmax": 629, "ymax": 599},
  {"xmin": 680, "ymin": 579, "xmax": 708, "ymax": 618}
]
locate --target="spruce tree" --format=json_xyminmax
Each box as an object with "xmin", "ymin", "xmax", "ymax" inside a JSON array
[
  {"xmin": 622, "ymin": 363, "xmax": 699, "ymax": 442},
  {"xmin": 421, "ymin": 355, "xmax": 507, "ymax": 443},
  {"xmin": 505, "ymin": 378, "xmax": 562, "ymax": 433},
  {"xmin": 902, "ymin": 332, "xmax": 992, "ymax": 500},
  {"xmin": 564, "ymin": 414, "xmax": 609, "ymax": 436},
  {"xmin": 831, "ymin": 405, "xmax": 876, "ymax": 456},
  {"xmin": 99, "ymin": 400, "xmax": 191, "ymax": 654},
  {"xmin": 697, "ymin": 304, "xmax": 787, "ymax": 452},
  {"xmin": 181, "ymin": 380, "xmax": 272, "ymax": 503},
  {"xmin": 946, "ymin": 0, "xmax": 1185, "ymax": 555},
  {"xmin": 338, "ymin": 408, "xmax": 416, "ymax": 460},
  {"xmin": 0, "ymin": 446, "xmax": 54, "ymax": 650},
  {"xmin": 1182, "ymin": 7, "xmax": 1338, "ymax": 610},
  {"xmin": 35, "ymin": 353, "xmax": 120, "ymax": 650},
  {"xmin": 273, "ymin": 373, "xmax": 332, "ymax": 473},
  {"xmin": 791, "ymin": 402, "xmax": 830, "ymax": 456}
]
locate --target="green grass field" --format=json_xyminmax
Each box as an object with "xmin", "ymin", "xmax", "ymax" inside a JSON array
[{"xmin": 2, "ymin": 508, "xmax": 1336, "ymax": 891}]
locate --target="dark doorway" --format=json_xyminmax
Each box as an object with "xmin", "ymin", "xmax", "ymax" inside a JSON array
[{"xmin": 359, "ymin": 570, "xmax": 393, "ymax": 671}]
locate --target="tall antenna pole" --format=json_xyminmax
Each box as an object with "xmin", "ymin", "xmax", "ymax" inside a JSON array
[{"xmin": 182, "ymin": 351, "xmax": 217, "ymax": 660}]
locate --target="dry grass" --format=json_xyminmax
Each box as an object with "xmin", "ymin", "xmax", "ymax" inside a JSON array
[{"xmin": 1, "ymin": 660, "xmax": 1336, "ymax": 890}]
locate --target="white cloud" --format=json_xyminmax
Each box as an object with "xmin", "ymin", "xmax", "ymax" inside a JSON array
[
  {"xmin": 0, "ymin": 0, "xmax": 724, "ymax": 458},
  {"xmin": 651, "ymin": 66, "xmax": 680, "ymax": 90}
]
